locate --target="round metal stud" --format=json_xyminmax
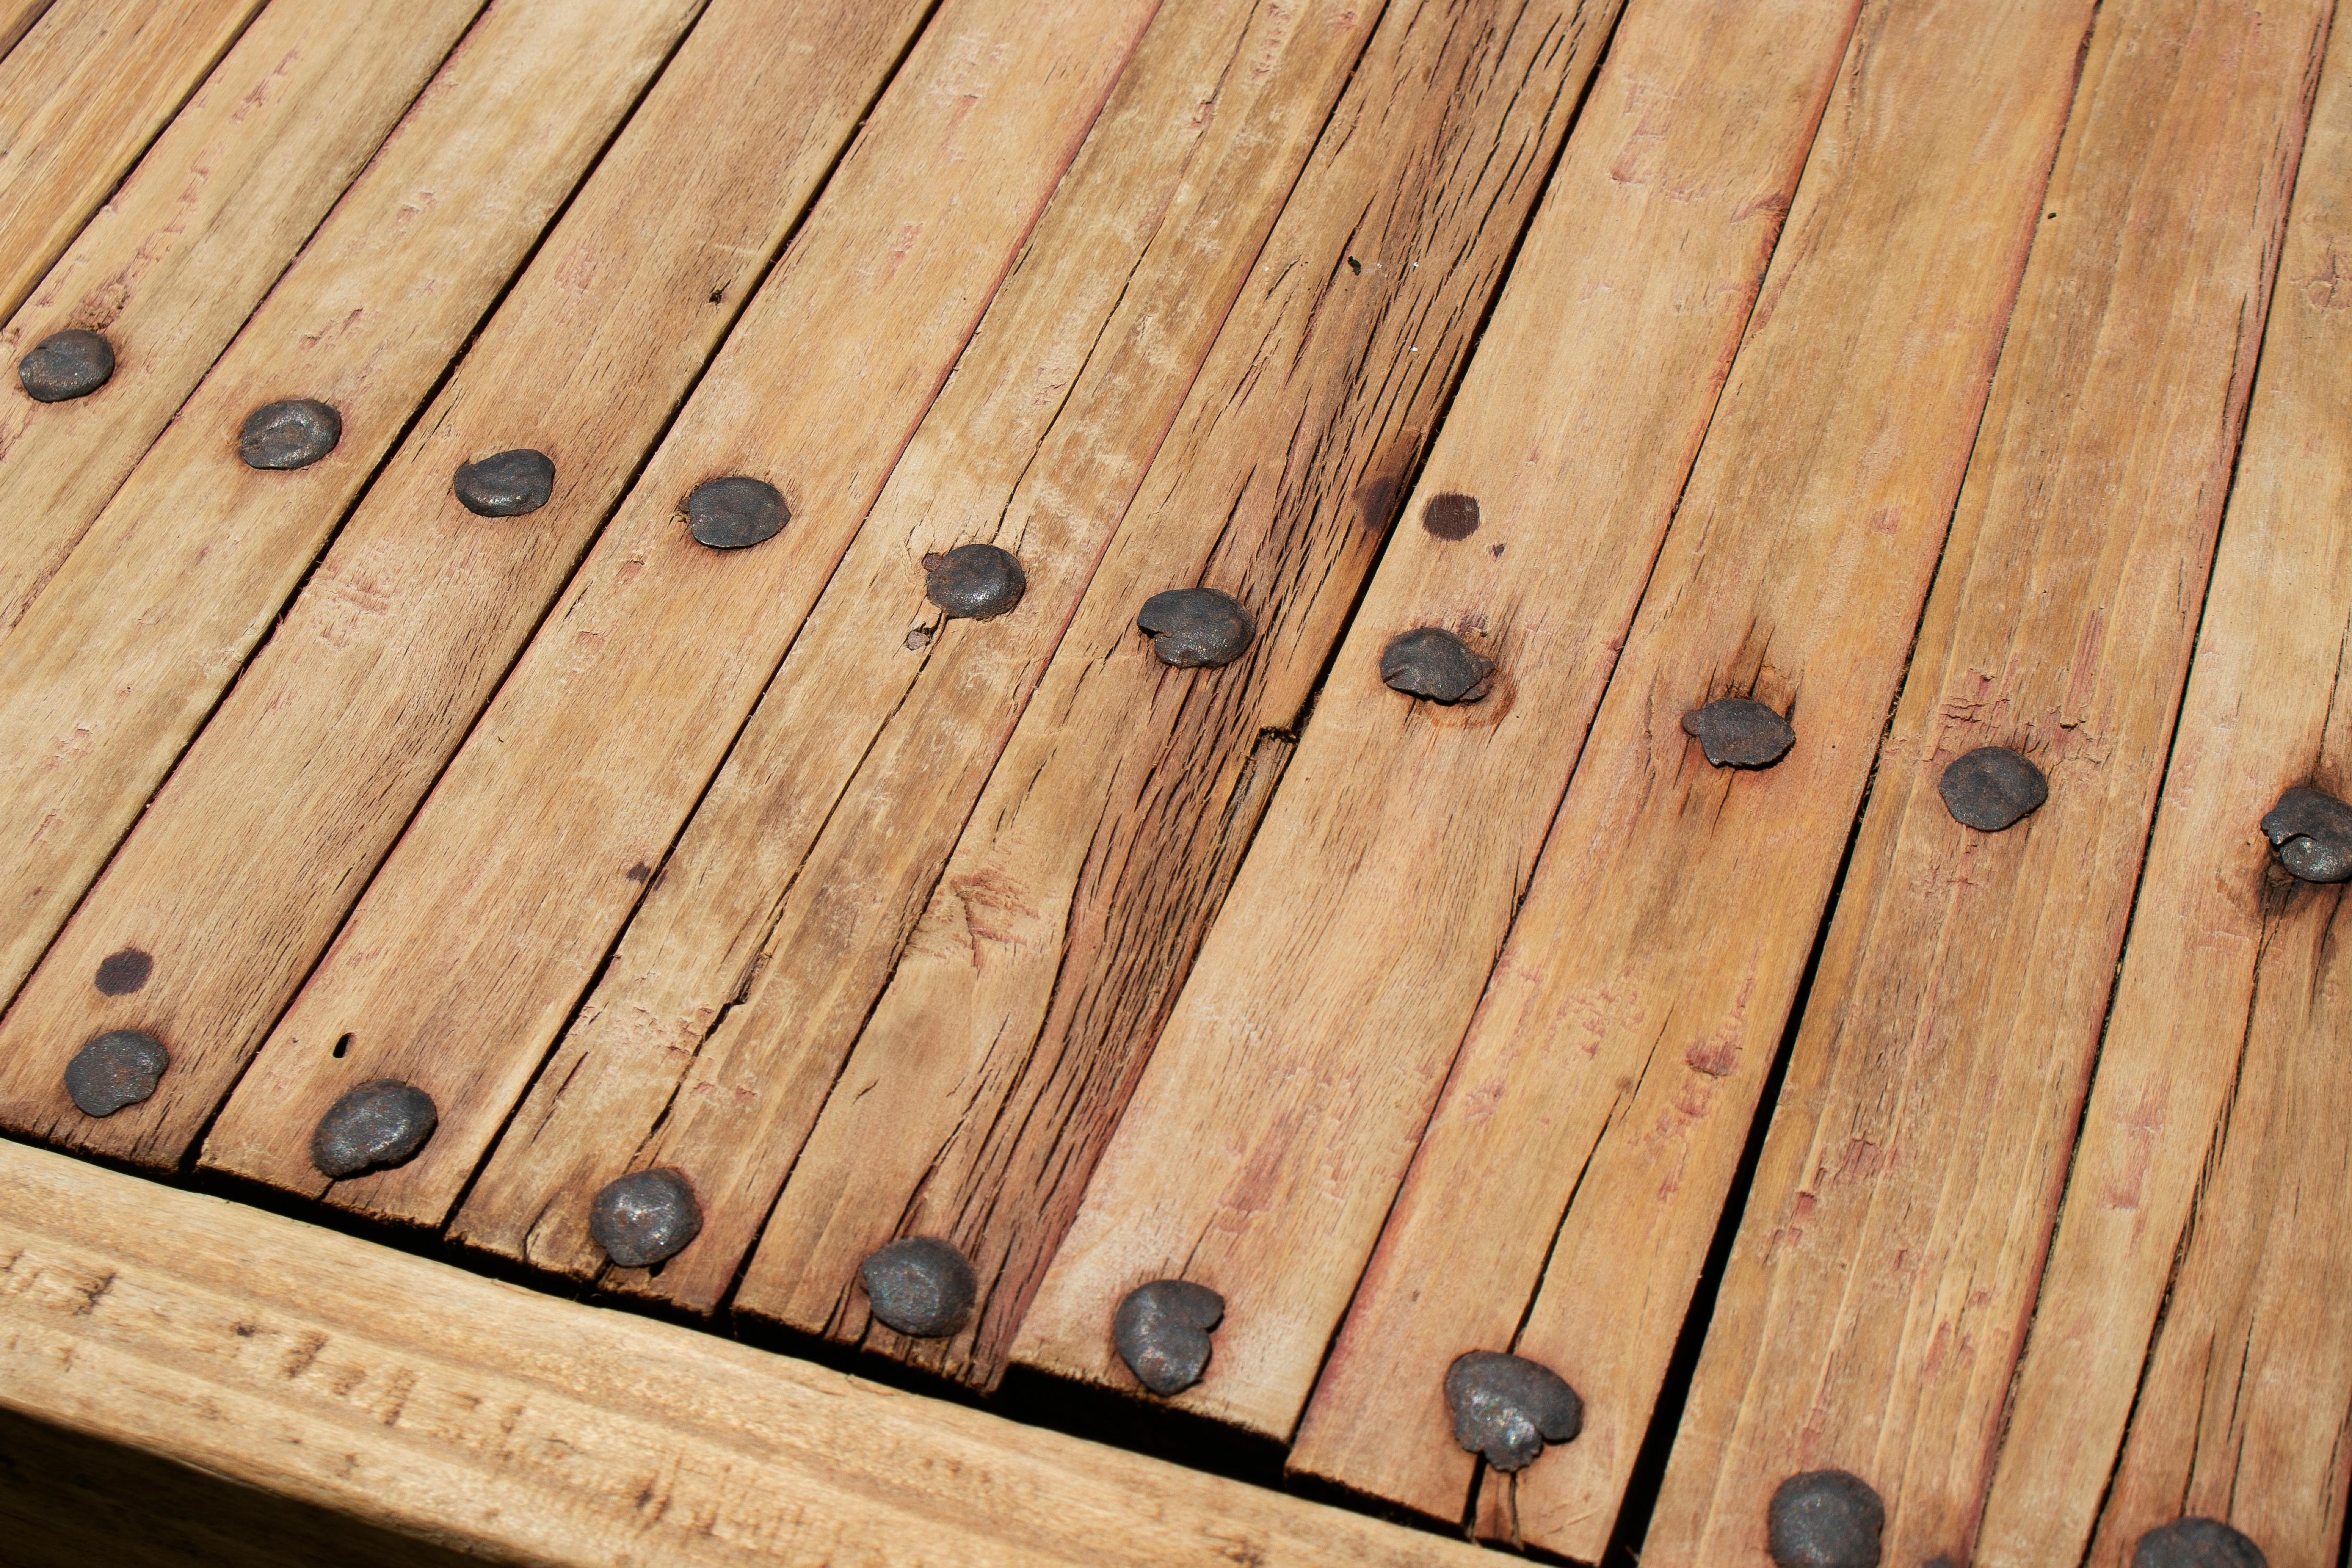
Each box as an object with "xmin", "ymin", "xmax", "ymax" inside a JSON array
[
  {"xmin": 1767, "ymin": 1469, "xmax": 1884, "ymax": 1568},
  {"xmin": 63, "ymin": 1030, "xmax": 168, "ymax": 1119},
  {"xmin": 1938, "ymin": 746, "xmax": 2048, "ymax": 832},
  {"xmin": 1442, "ymin": 1350, "xmax": 1583, "ymax": 1472},
  {"xmin": 1379, "ymin": 626, "xmax": 1493, "ymax": 704},
  {"xmin": 924, "ymin": 543, "xmax": 1025, "ymax": 620},
  {"xmin": 1113, "ymin": 1279, "xmax": 1224, "ymax": 1397},
  {"xmin": 588, "ymin": 1167, "xmax": 702, "ymax": 1268},
  {"xmin": 1137, "ymin": 587, "xmax": 1253, "ymax": 668},
  {"xmin": 2260, "ymin": 785, "xmax": 2352, "ymax": 883},
  {"xmin": 454, "ymin": 448, "xmax": 556, "ymax": 517},
  {"xmin": 858, "ymin": 1236, "xmax": 977, "ymax": 1338},
  {"xmin": 2132, "ymin": 1518, "xmax": 2266, "ymax": 1568},
  {"xmin": 241, "ymin": 398, "xmax": 342, "ymax": 470},
  {"xmin": 1682, "ymin": 697, "xmax": 1795, "ymax": 769},
  {"xmin": 685, "ymin": 475, "xmax": 786, "ymax": 550},
  {"xmin": 310, "ymin": 1079, "xmax": 437, "ymax": 1178},
  {"xmin": 18, "ymin": 329, "xmax": 114, "ymax": 402}
]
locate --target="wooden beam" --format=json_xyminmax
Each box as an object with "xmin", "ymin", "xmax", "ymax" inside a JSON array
[{"xmin": 0, "ymin": 1137, "xmax": 1490, "ymax": 1568}]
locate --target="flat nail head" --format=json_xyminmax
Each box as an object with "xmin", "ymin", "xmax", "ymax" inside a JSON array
[
  {"xmin": 588, "ymin": 1167, "xmax": 702, "ymax": 1268},
  {"xmin": 454, "ymin": 448, "xmax": 556, "ymax": 517},
  {"xmin": 1113, "ymin": 1279, "xmax": 1224, "ymax": 1396},
  {"xmin": 925, "ymin": 543, "xmax": 1026, "ymax": 620},
  {"xmin": 1768, "ymin": 1470, "xmax": 1884, "ymax": 1568},
  {"xmin": 241, "ymin": 398, "xmax": 341, "ymax": 470},
  {"xmin": 19, "ymin": 329, "xmax": 113, "ymax": 402},
  {"xmin": 310, "ymin": 1079, "xmax": 437, "ymax": 1178},
  {"xmin": 858, "ymin": 1236, "xmax": 977, "ymax": 1338},
  {"xmin": 2261, "ymin": 785, "xmax": 2352, "ymax": 883},
  {"xmin": 1682, "ymin": 697, "xmax": 1795, "ymax": 769},
  {"xmin": 1380, "ymin": 626, "xmax": 1493, "ymax": 704},
  {"xmin": 2133, "ymin": 1519, "xmax": 2266, "ymax": 1568},
  {"xmin": 685, "ymin": 475, "xmax": 786, "ymax": 550},
  {"xmin": 1137, "ymin": 587, "xmax": 1253, "ymax": 667},
  {"xmin": 63, "ymin": 1030, "xmax": 169, "ymax": 1118},
  {"xmin": 1939, "ymin": 746, "xmax": 2048, "ymax": 832},
  {"xmin": 1442, "ymin": 1350, "xmax": 1582, "ymax": 1472}
]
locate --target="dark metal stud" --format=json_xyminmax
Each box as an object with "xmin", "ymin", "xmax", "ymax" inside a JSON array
[
  {"xmin": 1380, "ymin": 627, "xmax": 1493, "ymax": 704},
  {"xmin": 93, "ymin": 947, "xmax": 153, "ymax": 996},
  {"xmin": 924, "ymin": 543, "xmax": 1025, "ymax": 620},
  {"xmin": 240, "ymin": 398, "xmax": 341, "ymax": 470},
  {"xmin": 1682, "ymin": 697, "xmax": 1795, "ymax": 769},
  {"xmin": 1423, "ymin": 492, "xmax": 1480, "ymax": 540},
  {"xmin": 454, "ymin": 448, "xmax": 556, "ymax": 517},
  {"xmin": 63, "ymin": 1030, "xmax": 168, "ymax": 1118},
  {"xmin": 858, "ymin": 1235, "xmax": 977, "ymax": 1338},
  {"xmin": 1939, "ymin": 746, "xmax": 2048, "ymax": 832},
  {"xmin": 685, "ymin": 475, "xmax": 786, "ymax": 550},
  {"xmin": 588, "ymin": 1167, "xmax": 702, "ymax": 1268},
  {"xmin": 1137, "ymin": 587, "xmax": 1253, "ymax": 668},
  {"xmin": 2260, "ymin": 786, "xmax": 2352, "ymax": 883},
  {"xmin": 18, "ymin": 329, "xmax": 113, "ymax": 402},
  {"xmin": 1442, "ymin": 1350, "xmax": 1583, "ymax": 1472},
  {"xmin": 1113, "ymin": 1279, "xmax": 1224, "ymax": 1397},
  {"xmin": 2132, "ymin": 1518, "xmax": 2266, "ymax": 1568},
  {"xmin": 1767, "ymin": 1470, "xmax": 1884, "ymax": 1568},
  {"xmin": 309, "ymin": 1079, "xmax": 437, "ymax": 1178}
]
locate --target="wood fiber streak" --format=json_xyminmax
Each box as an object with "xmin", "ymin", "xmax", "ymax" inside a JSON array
[
  {"xmin": 0, "ymin": 0, "xmax": 935, "ymax": 1167},
  {"xmin": 202, "ymin": 0, "xmax": 1167, "ymax": 1216},
  {"xmin": 1644, "ymin": 1, "xmax": 2329, "ymax": 1563},
  {"xmin": 740, "ymin": 0, "xmax": 1629, "ymax": 1388},
  {"xmin": 0, "ymin": 5, "xmax": 60, "ymax": 64}
]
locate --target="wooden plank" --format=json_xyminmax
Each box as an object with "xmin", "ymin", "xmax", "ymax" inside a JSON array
[
  {"xmin": 449, "ymin": 0, "xmax": 1388, "ymax": 1302},
  {"xmin": 1973, "ymin": 8, "xmax": 2352, "ymax": 1565},
  {"xmin": 1636, "ymin": 0, "xmax": 2328, "ymax": 1562},
  {"xmin": 0, "ymin": 0, "xmax": 264, "ymax": 325},
  {"xmin": 728, "ymin": 0, "xmax": 1633, "ymax": 1386},
  {"xmin": 0, "ymin": 3, "xmax": 60, "ymax": 63},
  {"xmin": 200, "ymin": 0, "xmax": 1168, "ymax": 1214},
  {"xmin": 0, "ymin": 0, "xmax": 706, "ymax": 1073},
  {"xmin": 0, "ymin": 0, "xmax": 491, "ymax": 632},
  {"xmin": 0, "ymin": 1138, "xmax": 1492, "ymax": 1568},
  {"xmin": 0, "ymin": 0, "xmax": 936, "ymax": 1167}
]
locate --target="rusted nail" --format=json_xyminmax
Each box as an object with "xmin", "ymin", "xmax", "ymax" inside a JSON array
[
  {"xmin": 1939, "ymin": 746, "xmax": 2048, "ymax": 832},
  {"xmin": 93, "ymin": 947, "xmax": 153, "ymax": 996},
  {"xmin": 63, "ymin": 1030, "xmax": 168, "ymax": 1118},
  {"xmin": 1443, "ymin": 1351, "xmax": 1582, "ymax": 1472},
  {"xmin": 1768, "ymin": 1470, "xmax": 1883, "ymax": 1568},
  {"xmin": 310, "ymin": 1079, "xmax": 437, "ymax": 1178},
  {"xmin": 589, "ymin": 1167, "xmax": 702, "ymax": 1268},
  {"xmin": 2260, "ymin": 786, "xmax": 2352, "ymax": 883},
  {"xmin": 1137, "ymin": 587, "xmax": 1253, "ymax": 668},
  {"xmin": 2132, "ymin": 1519, "xmax": 2265, "ymax": 1568},
  {"xmin": 454, "ymin": 448, "xmax": 556, "ymax": 517},
  {"xmin": 1682, "ymin": 698, "xmax": 1795, "ymax": 769},
  {"xmin": 1423, "ymin": 492, "xmax": 1480, "ymax": 540},
  {"xmin": 241, "ymin": 398, "xmax": 341, "ymax": 470},
  {"xmin": 685, "ymin": 475, "xmax": 786, "ymax": 550},
  {"xmin": 924, "ymin": 543, "xmax": 1025, "ymax": 620},
  {"xmin": 858, "ymin": 1236, "xmax": 977, "ymax": 1338},
  {"xmin": 1113, "ymin": 1279, "xmax": 1224, "ymax": 1397},
  {"xmin": 18, "ymin": 329, "xmax": 113, "ymax": 402},
  {"xmin": 1380, "ymin": 627, "xmax": 1492, "ymax": 704}
]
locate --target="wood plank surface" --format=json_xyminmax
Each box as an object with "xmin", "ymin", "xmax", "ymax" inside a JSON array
[
  {"xmin": 0, "ymin": 3, "xmax": 59, "ymax": 63},
  {"xmin": 0, "ymin": 0, "xmax": 707, "ymax": 1106},
  {"xmin": 1639, "ymin": 0, "xmax": 2328, "ymax": 1563},
  {"xmin": 0, "ymin": 0, "xmax": 488, "ymax": 632},
  {"xmin": 731, "ymin": 0, "xmax": 1632, "ymax": 1386},
  {"xmin": 0, "ymin": 0, "xmax": 264, "ymax": 325},
  {"xmin": 202, "ymin": 0, "xmax": 1168, "ymax": 1214},
  {"xmin": 0, "ymin": 0, "xmax": 935, "ymax": 1167},
  {"xmin": 0, "ymin": 1136, "xmax": 1492, "ymax": 1568},
  {"xmin": 450, "ymin": 0, "xmax": 1386, "ymax": 1304},
  {"xmin": 1973, "ymin": 7, "xmax": 2352, "ymax": 1565}
]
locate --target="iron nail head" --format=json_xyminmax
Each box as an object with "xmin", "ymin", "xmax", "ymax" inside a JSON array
[
  {"xmin": 241, "ymin": 398, "xmax": 341, "ymax": 470},
  {"xmin": 1938, "ymin": 746, "xmax": 2048, "ymax": 832},
  {"xmin": 1113, "ymin": 1279, "xmax": 1224, "ymax": 1397},
  {"xmin": 310, "ymin": 1078, "xmax": 437, "ymax": 1178},
  {"xmin": 2132, "ymin": 1519, "xmax": 2266, "ymax": 1568},
  {"xmin": 455, "ymin": 448, "xmax": 556, "ymax": 517},
  {"xmin": 924, "ymin": 543, "xmax": 1026, "ymax": 620},
  {"xmin": 2261, "ymin": 785, "xmax": 2352, "ymax": 883},
  {"xmin": 1767, "ymin": 1469, "xmax": 1884, "ymax": 1568},
  {"xmin": 1137, "ymin": 587, "xmax": 1253, "ymax": 668},
  {"xmin": 1379, "ymin": 626, "xmax": 1492, "ymax": 704},
  {"xmin": 1682, "ymin": 697, "xmax": 1795, "ymax": 769},
  {"xmin": 858, "ymin": 1236, "xmax": 977, "ymax": 1338},
  {"xmin": 1442, "ymin": 1350, "xmax": 1582, "ymax": 1472},
  {"xmin": 64, "ymin": 1030, "xmax": 169, "ymax": 1118},
  {"xmin": 685, "ymin": 475, "xmax": 786, "ymax": 550},
  {"xmin": 19, "ymin": 329, "xmax": 113, "ymax": 402},
  {"xmin": 589, "ymin": 1167, "xmax": 702, "ymax": 1268}
]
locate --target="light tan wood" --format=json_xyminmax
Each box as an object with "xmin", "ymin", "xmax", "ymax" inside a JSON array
[
  {"xmin": 1974, "ymin": 6, "xmax": 2352, "ymax": 1564},
  {"xmin": 0, "ymin": 0, "xmax": 936, "ymax": 1167},
  {"xmin": 0, "ymin": 1137, "xmax": 1490, "ymax": 1568},
  {"xmin": 451, "ymin": 0, "xmax": 1383, "ymax": 1305},
  {"xmin": 0, "ymin": 0, "xmax": 262, "ymax": 325},
  {"xmin": 0, "ymin": 3, "xmax": 59, "ymax": 62},
  {"xmin": 1639, "ymin": 0, "xmax": 2327, "ymax": 1561},
  {"xmin": 0, "ymin": 0, "xmax": 489, "ymax": 632},
  {"xmin": 734, "ymin": 0, "xmax": 1634, "ymax": 1387},
  {"xmin": 202, "ymin": 0, "xmax": 1167, "ymax": 1215},
  {"xmin": 0, "ymin": 0, "xmax": 704, "ymax": 1054}
]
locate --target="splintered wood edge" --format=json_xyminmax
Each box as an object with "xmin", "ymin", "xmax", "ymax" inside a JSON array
[{"xmin": 0, "ymin": 1136, "xmax": 1484, "ymax": 1568}]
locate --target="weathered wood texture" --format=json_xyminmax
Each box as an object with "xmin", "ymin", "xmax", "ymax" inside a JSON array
[
  {"xmin": 0, "ymin": 0, "xmax": 708, "ymax": 1138},
  {"xmin": 0, "ymin": 1137, "xmax": 1493, "ymax": 1568},
  {"xmin": 0, "ymin": 0, "xmax": 935, "ymax": 1167},
  {"xmin": 0, "ymin": 0, "xmax": 262, "ymax": 325},
  {"xmin": 734, "ymin": 0, "xmax": 1630, "ymax": 1388},
  {"xmin": 0, "ymin": 0, "xmax": 485, "ymax": 632},
  {"xmin": 0, "ymin": 4, "xmax": 59, "ymax": 63},
  {"xmin": 452, "ymin": 0, "xmax": 1384, "ymax": 1304},
  {"xmin": 1975, "ymin": 8, "xmax": 2352, "ymax": 1566},
  {"xmin": 203, "ymin": 0, "xmax": 1167, "ymax": 1213},
  {"xmin": 1642, "ymin": 0, "xmax": 2327, "ymax": 1563}
]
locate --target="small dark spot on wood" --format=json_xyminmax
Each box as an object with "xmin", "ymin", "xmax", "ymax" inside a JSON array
[
  {"xmin": 1423, "ymin": 492, "xmax": 1480, "ymax": 540},
  {"xmin": 1356, "ymin": 474, "xmax": 1399, "ymax": 532},
  {"xmin": 233, "ymin": 1322, "xmax": 258, "ymax": 1337},
  {"xmin": 93, "ymin": 947, "xmax": 152, "ymax": 995},
  {"xmin": 905, "ymin": 626, "xmax": 933, "ymax": 651},
  {"xmin": 331, "ymin": 1033, "xmax": 351, "ymax": 1059},
  {"xmin": 708, "ymin": 284, "xmax": 726, "ymax": 303},
  {"xmin": 1489, "ymin": 543, "xmax": 1504, "ymax": 558},
  {"xmin": 1346, "ymin": 256, "xmax": 1362, "ymax": 274},
  {"xmin": 626, "ymin": 862, "xmax": 651, "ymax": 883}
]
